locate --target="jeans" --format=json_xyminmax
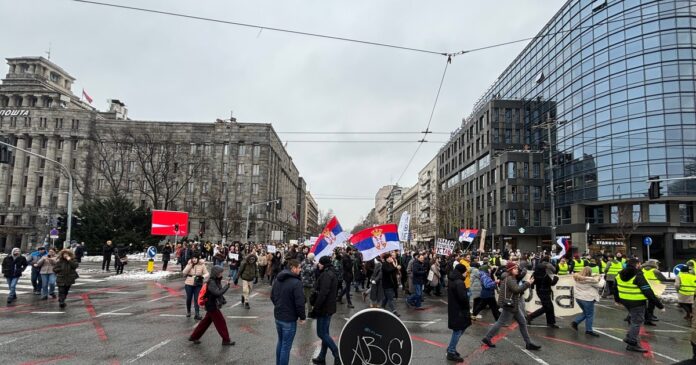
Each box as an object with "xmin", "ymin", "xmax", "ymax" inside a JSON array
[
  {"xmin": 407, "ymin": 284, "xmax": 424, "ymax": 307},
  {"xmin": 184, "ymin": 285, "xmax": 201, "ymax": 314},
  {"xmin": 316, "ymin": 315, "xmax": 338, "ymax": 360},
  {"xmin": 228, "ymin": 269, "xmax": 238, "ymax": 282},
  {"xmin": 275, "ymin": 320, "xmax": 297, "ymax": 365},
  {"xmin": 340, "ymin": 279, "xmax": 352, "ymax": 304},
  {"xmin": 625, "ymin": 305, "xmax": 645, "ymax": 345},
  {"xmin": 6, "ymin": 277, "xmax": 18, "ymax": 299},
  {"xmin": 304, "ymin": 287, "xmax": 314, "ymax": 313},
  {"xmin": 382, "ymin": 288, "xmax": 396, "ymax": 312},
  {"xmin": 574, "ymin": 299, "xmax": 595, "ymax": 332},
  {"xmin": 31, "ymin": 268, "xmax": 42, "ymax": 292},
  {"xmin": 473, "ymin": 297, "xmax": 500, "ymax": 320},
  {"xmin": 484, "ymin": 307, "xmax": 532, "ymax": 345},
  {"xmin": 190, "ymin": 309, "xmax": 230, "ymax": 343},
  {"xmin": 40, "ymin": 273, "xmax": 56, "ymax": 297},
  {"xmin": 447, "ymin": 330, "xmax": 464, "ymax": 354}
]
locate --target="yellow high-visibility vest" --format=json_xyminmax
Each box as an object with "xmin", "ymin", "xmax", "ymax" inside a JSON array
[
  {"xmin": 606, "ymin": 261, "xmax": 622, "ymax": 276},
  {"xmin": 573, "ymin": 259, "xmax": 585, "ymax": 272},
  {"xmin": 558, "ymin": 262, "xmax": 569, "ymax": 275},
  {"xmin": 616, "ymin": 275, "xmax": 647, "ymax": 301},
  {"xmin": 591, "ymin": 265, "xmax": 600, "ymax": 274},
  {"xmin": 678, "ymin": 272, "xmax": 696, "ymax": 296},
  {"xmin": 642, "ymin": 267, "xmax": 657, "ymax": 281}
]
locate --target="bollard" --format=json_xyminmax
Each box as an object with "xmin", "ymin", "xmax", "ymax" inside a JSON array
[{"xmin": 147, "ymin": 259, "xmax": 155, "ymax": 274}]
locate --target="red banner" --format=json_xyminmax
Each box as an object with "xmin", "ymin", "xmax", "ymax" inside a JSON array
[{"xmin": 151, "ymin": 210, "xmax": 189, "ymax": 236}]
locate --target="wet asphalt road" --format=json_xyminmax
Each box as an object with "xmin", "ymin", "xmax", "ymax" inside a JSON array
[{"xmin": 0, "ymin": 261, "xmax": 693, "ymax": 365}]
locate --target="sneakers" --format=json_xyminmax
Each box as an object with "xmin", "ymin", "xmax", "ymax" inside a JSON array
[
  {"xmin": 41, "ymin": 296, "xmax": 48, "ymax": 300},
  {"xmin": 446, "ymin": 352, "xmax": 464, "ymax": 362},
  {"xmin": 241, "ymin": 295, "xmax": 245, "ymax": 304},
  {"xmin": 525, "ymin": 343, "xmax": 541, "ymax": 351},
  {"xmin": 311, "ymin": 357, "xmax": 326, "ymax": 364},
  {"xmin": 188, "ymin": 338, "xmax": 201, "ymax": 345},
  {"xmin": 244, "ymin": 303, "xmax": 250, "ymax": 310},
  {"xmin": 194, "ymin": 314, "xmax": 202, "ymax": 321},
  {"xmin": 547, "ymin": 324, "xmax": 560, "ymax": 329},
  {"xmin": 586, "ymin": 331, "xmax": 600, "ymax": 337},
  {"xmin": 626, "ymin": 344, "xmax": 648, "ymax": 353},
  {"xmin": 59, "ymin": 302, "xmax": 66, "ymax": 309},
  {"xmin": 186, "ymin": 312, "xmax": 191, "ymax": 318},
  {"xmin": 644, "ymin": 321, "xmax": 657, "ymax": 326},
  {"xmin": 347, "ymin": 304, "xmax": 355, "ymax": 309},
  {"xmin": 481, "ymin": 338, "xmax": 496, "ymax": 348},
  {"xmin": 222, "ymin": 341, "xmax": 235, "ymax": 346},
  {"xmin": 571, "ymin": 322, "xmax": 578, "ymax": 331}
]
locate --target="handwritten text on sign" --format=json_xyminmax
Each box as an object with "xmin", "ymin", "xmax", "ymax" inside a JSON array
[{"xmin": 339, "ymin": 309, "xmax": 412, "ymax": 365}]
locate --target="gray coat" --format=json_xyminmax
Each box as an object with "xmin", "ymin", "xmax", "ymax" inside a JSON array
[
  {"xmin": 469, "ymin": 268, "xmax": 482, "ymax": 298},
  {"xmin": 369, "ymin": 260, "xmax": 384, "ymax": 305},
  {"xmin": 497, "ymin": 272, "xmax": 531, "ymax": 311}
]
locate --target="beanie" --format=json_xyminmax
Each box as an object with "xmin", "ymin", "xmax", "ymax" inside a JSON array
[
  {"xmin": 506, "ymin": 261, "xmax": 518, "ymax": 272},
  {"xmin": 455, "ymin": 264, "xmax": 467, "ymax": 274},
  {"xmin": 319, "ymin": 256, "xmax": 332, "ymax": 266}
]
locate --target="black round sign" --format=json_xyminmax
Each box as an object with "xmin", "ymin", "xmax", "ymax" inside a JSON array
[{"xmin": 339, "ymin": 308, "xmax": 412, "ymax": 365}]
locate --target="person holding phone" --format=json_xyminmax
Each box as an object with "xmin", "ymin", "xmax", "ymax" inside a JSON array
[
  {"xmin": 183, "ymin": 254, "xmax": 209, "ymax": 320},
  {"xmin": 53, "ymin": 249, "xmax": 79, "ymax": 309}
]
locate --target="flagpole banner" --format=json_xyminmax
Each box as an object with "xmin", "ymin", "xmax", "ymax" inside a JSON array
[
  {"xmin": 478, "ymin": 229, "xmax": 487, "ymax": 252},
  {"xmin": 552, "ymin": 237, "xmax": 568, "ymax": 260},
  {"xmin": 398, "ymin": 211, "xmax": 411, "ymax": 242},
  {"xmin": 310, "ymin": 216, "xmax": 349, "ymax": 260},
  {"xmin": 350, "ymin": 224, "xmax": 400, "ymax": 261},
  {"xmin": 459, "ymin": 229, "xmax": 479, "ymax": 243},
  {"xmin": 435, "ymin": 238, "xmax": 455, "ymax": 256}
]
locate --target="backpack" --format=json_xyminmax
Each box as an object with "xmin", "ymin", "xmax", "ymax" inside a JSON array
[{"xmin": 197, "ymin": 283, "xmax": 208, "ymax": 306}]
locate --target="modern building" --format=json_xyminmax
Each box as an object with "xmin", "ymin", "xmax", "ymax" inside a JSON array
[
  {"xmin": 304, "ymin": 191, "xmax": 319, "ymax": 237},
  {"xmin": 438, "ymin": 0, "xmax": 696, "ymax": 268},
  {"xmin": 416, "ymin": 156, "xmax": 437, "ymax": 245},
  {"xmin": 0, "ymin": 56, "xmax": 309, "ymax": 252}
]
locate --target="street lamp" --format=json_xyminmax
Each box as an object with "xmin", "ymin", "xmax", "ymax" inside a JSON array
[{"xmin": 245, "ymin": 199, "xmax": 281, "ymax": 243}]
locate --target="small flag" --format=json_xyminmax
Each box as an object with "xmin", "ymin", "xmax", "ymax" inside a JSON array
[
  {"xmin": 350, "ymin": 224, "xmax": 400, "ymax": 261},
  {"xmin": 310, "ymin": 216, "xmax": 349, "ymax": 260},
  {"xmin": 458, "ymin": 229, "xmax": 479, "ymax": 243},
  {"xmin": 82, "ymin": 89, "xmax": 93, "ymax": 104}
]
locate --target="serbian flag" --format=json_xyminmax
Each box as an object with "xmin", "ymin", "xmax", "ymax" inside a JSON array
[
  {"xmin": 350, "ymin": 224, "xmax": 400, "ymax": 261},
  {"xmin": 459, "ymin": 229, "xmax": 479, "ymax": 243},
  {"xmin": 310, "ymin": 216, "xmax": 349, "ymax": 260},
  {"xmin": 82, "ymin": 89, "xmax": 93, "ymax": 104}
]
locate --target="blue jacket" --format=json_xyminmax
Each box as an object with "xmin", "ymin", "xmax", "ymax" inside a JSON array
[
  {"xmin": 28, "ymin": 251, "xmax": 46, "ymax": 271},
  {"xmin": 271, "ymin": 269, "xmax": 306, "ymax": 322},
  {"xmin": 479, "ymin": 271, "xmax": 497, "ymax": 299}
]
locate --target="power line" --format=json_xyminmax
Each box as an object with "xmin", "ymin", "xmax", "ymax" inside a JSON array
[
  {"xmin": 283, "ymin": 140, "xmax": 447, "ymax": 143},
  {"xmin": 276, "ymin": 131, "xmax": 451, "ymax": 135}
]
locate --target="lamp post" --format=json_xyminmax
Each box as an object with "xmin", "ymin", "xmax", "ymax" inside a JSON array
[{"xmin": 245, "ymin": 198, "xmax": 280, "ymax": 243}]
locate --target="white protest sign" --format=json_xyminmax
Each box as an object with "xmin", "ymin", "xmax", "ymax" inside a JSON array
[
  {"xmin": 267, "ymin": 245, "xmax": 277, "ymax": 253},
  {"xmin": 435, "ymin": 238, "xmax": 455, "ymax": 256},
  {"xmin": 228, "ymin": 253, "xmax": 239, "ymax": 261}
]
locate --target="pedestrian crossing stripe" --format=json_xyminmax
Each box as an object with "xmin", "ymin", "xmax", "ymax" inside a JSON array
[{"xmin": 0, "ymin": 276, "xmax": 105, "ymax": 295}]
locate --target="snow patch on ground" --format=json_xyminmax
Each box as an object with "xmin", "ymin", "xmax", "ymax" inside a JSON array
[
  {"xmin": 661, "ymin": 292, "xmax": 679, "ymax": 304},
  {"xmin": 81, "ymin": 254, "xmax": 162, "ymax": 262},
  {"xmin": 104, "ymin": 270, "xmax": 181, "ymax": 281}
]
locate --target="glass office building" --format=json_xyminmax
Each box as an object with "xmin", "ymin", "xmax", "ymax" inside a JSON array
[{"xmin": 463, "ymin": 0, "xmax": 695, "ymax": 267}]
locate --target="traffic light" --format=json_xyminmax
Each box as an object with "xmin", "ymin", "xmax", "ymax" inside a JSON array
[
  {"xmin": 648, "ymin": 176, "xmax": 661, "ymax": 200},
  {"xmin": 276, "ymin": 197, "xmax": 282, "ymax": 210},
  {"xmin": 56, "ymin": 216, "xmax": 65, "ymax": 229},
  {"xmin": 174, "ymin": 223, "xmax": 180, "ymax": 233}
]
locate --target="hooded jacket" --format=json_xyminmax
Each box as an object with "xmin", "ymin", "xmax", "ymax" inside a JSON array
[
  {"xmin": 2, "ymin": 249, "xmax": 28, "ymax": 278},
  {"xmin": 205, "ymin": 266, "xmax": 229, "ymax": 311},
  {"xmin": 239, "ymin": 254, "xmax": 258, "ymax": 281},
  {"xmin": 53, "ymin": 250, "xmax": 79, "ymax": 286},
  {"xmin": 447, "ymin": 269, "xmax": 471, "ymax": 331},
  {"xmin": 312, "ymin": 263, "xmax": 338, "ymax": 317},
  {"xmin": 613, "ymin": 265, "xmax": 664, "ymax": 309},
  {"xmin": 497, "ymin": 271, "xmax": 531, "ymax": 310},
  {"xmin": 271, "ymin": 269, "xmax": 306, "ymax": 322},
  {"xmin": 412, "ymin": 259, "xmax": 428, "ymax": 285}
]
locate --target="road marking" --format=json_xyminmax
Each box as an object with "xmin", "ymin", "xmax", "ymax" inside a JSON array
[
  {"xmin": 227, "ymin": 316, "xmax": 259, "ymax": 319},
  {"xmin": 421, "ymin": 318, "xmax": 441, "ymax": 328},
  {"xmin": 410, "ymin": 335, "xmax": 446, "ymax": 348},
  {"xmin": 147, "ymin": 295, "xmax": 172, "ymax": 303},
  {"xmin": 230, "ymin": 292, "xmax": 258, "ymax": 308},
  {"xmin": 96, "ymin": 303, "xmax": 138, "ymax": 317},
  {"xmin": 595, "ymin": 303, "xmax": 622, "ymax": 311},
  {"xmin": 439, "ymin": 299, "xmax": 448, "ymax": 305},
  {"xmin": 127, "ymin": 339, "xmax": 172, "ymax": 363},
  {"xmin": 661, "ymin": 321, "xmax": 691, "ymax": 330},
  {"xmin": 30, "ymin": 311, "xmax": 65, "ymax": 314},
  {"xmin": 104, "ymin": 291, "xmax": 133, "ymax": 295},
  {"xmin": 540, "ymin": 335, "xmax": 624, "ymax": 356},
  {"xmin": 98, "ymin": 313, "xmax": 132, "ymax": 316},
  {"xmin": 0, "ymin": 290, "xmax": 28, "ymax": 295},
  {"xmin": 503, "ymin": 338, "xmax": 549, "ymax": 365},
  {"xmin": 159, "ymin": 314, "xmax": 187, "ymax": 317},
  {"xmin": 594, "ymin": 329, "xmax": 678, "ymax": 362},
  {"xmin": 0, "ymin": 335, "xmax": 31, "ymax": 346}
]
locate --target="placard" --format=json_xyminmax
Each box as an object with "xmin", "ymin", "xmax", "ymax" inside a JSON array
[
  {"xmin": 267, "ymin": 245, "xmax": 277, "ymax": 253},
  {"xmin": 435, "ymin": 238, "xmax": 455, "ymax": 256},
  {"xmin": 228, "ymin": 253, "xmax": 239, "ymax": 261},
  {"xmin": 339, "ymin": 308, "xmax": 412, "ymax": 365}
]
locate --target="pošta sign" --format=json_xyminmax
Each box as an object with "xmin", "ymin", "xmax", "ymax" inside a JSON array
[
  {"xmin": 339, "ymin": 308, "xmax": 412, "ymax": 365},
  {"xmin": 0, "ymin": 109, "xmax": 30, "ymax": 116}
]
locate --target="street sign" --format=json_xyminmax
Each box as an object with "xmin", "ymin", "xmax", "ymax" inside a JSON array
[
  {"xmin": 49, "ymin": 228, "xmax": 59, "ymax": 239},
  {"xmin": 339, "ymin": 308, "xmax": 412, "ymax": 365},
  {"xmin": 518, "ymin": 227, "xmax": 526, "ymax": 234},
  {"xmin": 674, "ymin": 264, "xmax": 687, "ymax": 276},
  {"xmin": 147, "ymin": 246, "xmax": 157, "ymax": 258},
  {"xmin": 643, "ymin": 236, "xmax": 653, "ymax": 246}
]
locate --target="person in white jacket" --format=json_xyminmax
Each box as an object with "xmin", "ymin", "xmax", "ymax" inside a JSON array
[{"xmin": 571, "ymin": 266, "xmax": 605, "ymax": 337}]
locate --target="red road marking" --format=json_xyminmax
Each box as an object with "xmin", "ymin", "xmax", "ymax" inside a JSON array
[
  {"xmin": 411, "ymin": 335, "xmax": 446, "ymax": 348},
  {"xmin": 461, "ymin": 323, "xmax": 519, "ymax": 365},
  {"xmin": 638, "ymin": 327, "xmax": 655, "ymax": 359},
  {"xmin": 19, "ymin": 354, "xmax": 75, "ymax": 365},
  {"xmin": 0, "ymin": 320, "xmax": 91, "ymax": 336},
  {"xmin": 540, "ymin": 336, "xmax": 625, "ymax": 356},
  {"xmin": 154, "ymin": 282, "xmax": 182, "ymax": 296},
  {"xmin": 81, "ymin": 294, "xmax": 108, "ymax": 342}
]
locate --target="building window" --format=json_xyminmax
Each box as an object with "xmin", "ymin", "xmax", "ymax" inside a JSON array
[
  {"xmin": 72, "ymin": 140, "xmax": 78, "ymax": 150},
  {"xmin": 500, "ymin": 187, "xmax": 506, "ymax": 203},
  {"xmin": 523, "ymin": 162, "xmax": 529, "ymax": 178},
  {"xmin": 200, "ymin": 201, "xmax": 208, "ymax": 211},
  {"xmin": 205, "ymin": 145, "xmax": 212, "ymax": 155},
  {"xmin": 533, "ymin": 186, "xmax": 542, "ymax": 202},
  {"xmin": 632, "ymin": 204, "xmax": 641, "ymax": 223},
  {"xmin": 54, "ymin": 118, "xmax": 63, "ymax": 129},
  {"xmin": 533, "ymin": 210, "xmax": 541, "ymax": 226},
  {"xmin": 223, "ymin": 144, "xmax": 229, "ymax": 155},
  {"xmin": 506, "ymin": 209, "xmax": 517, "ymax": 226},
  {"xmin": 235, "ymin": 202, "xmax": 242, "ymax": 213},
  {"xmin": 507, "ymin": 162, "xmax": 516, "ymax": 178},
  {"xmin": 54, "ymin": 177, "xmax": 60, "ymax": 188},
  {"xmin": 37, "ymin": 176, "xmax": 43, "ymax": 188},
  {"xmin": 57, "ymin": 140, "xmax": 63, "ymax": 150},
  {"xmin": 236, "ymin": 183, "xmax": 243, "ymax": 194},
  {"xmin": 238, "ymin": 145, "xmax": 246, "ymax": 156},
  {"xmin": 203, "ymin": 182, "xmax": 209, "ymax": 194},
  {"xmin": 128, "ymin": 161, "xmax": 135, "ymax": 172},
  {"xmin": 237, "ymin": 164, "xmax": 245, "ymax": 175},
  {"xmin": 40, "ymin": 159, "xmax": 45, "ymax": 169},
  {"xmin": 252, "ymin": 164, "xmax": 260, "ymax": 176},
  {"xmin": 187, "ymin": 182, "xmax": 194, "ymax": 193},
  {"xmin": 185, "ymin": 200, "xmax": 193, "ymax": 211},
  {"xmin": 252, "ymin": 183, "xmax": 259, "ymax": 195},
  {"xmin": 610, "ymin": 205, "xmax": 619, "ymax": 224},
  {"xmin": 649, "ymin": 204, "xmax": 667, "ymax": 223},
  {"xmin": 97, "ymin": 179, "xmax": 104, "ymax": 190},
  {"xmin": 128, "ymin": 180, "xmax": 134, "ymax": 191},
  {"xmin": 41, "ymin": 137, "xmax": 48, "ymax": 149},
  {"xmin": 71, "ymin": 158, "xmax": 76, "ymax": 169},
  {"xmin": 71, "ymin": 119, "xmax": 79, "ymax": 130},
  {"xmin": 253, "ymin": 145, "xmax": 261, "ymax": 157},
  {"xmin": 25, "ymin": 156, "xmax": 30, "ymax": 168},
  {"xmin": 680, "ymin": 203, "xmax": 694, "ymax": 223}
]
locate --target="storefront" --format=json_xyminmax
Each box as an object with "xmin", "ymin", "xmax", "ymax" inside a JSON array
[{"xmin": 588, "ymin": 236, "xmax": 627, "ymax": 256}]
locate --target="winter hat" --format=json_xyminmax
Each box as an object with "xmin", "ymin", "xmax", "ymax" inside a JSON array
[
  {"xmin": 38, "ymin": 246, "xmax": 46, "ymax": 251},
  {"xmin": 627, "ymin": 258, "xmax": 640, "ymax": 267},
  {"xmin": 644, "ymin": 259, "xmax": 659, "ymax": 269},
  {"xmin": 11, "ymin": 247, "xmax": 20, "ymax": 256},
  {"xmin": 209, "ymin": 265, "xmax": 224, "ymax": 279},
  {"xmin": 319, "ymin": 256, "xmax": 332, "ymax": 266},
  {"xmin": 454, "ymin": 264, "xmax": 467, "ymax": 274},
  {"xmin": 505, "ymin": 261, "xmax": 518, "ymax": 272}
]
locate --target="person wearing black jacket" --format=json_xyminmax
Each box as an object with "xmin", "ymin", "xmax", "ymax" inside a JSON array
[
  {"xmin": 114, "ymin": 246, "xmax": 127, "ymax": 275},
  {"xmin": 271, "ymin": 259, "xmax": 306, "ymax": 365},
  {"xmin": 446, "ymin": 264, "xmax": 471, "ymax": 362},
  {"xmin": 189, "ymin": 266, "xmax": 235, "ymax": 346},
  {"xmin": 613, "ymin": 258, "xmax": 664, "ymax": 353},
  {"xmin": 310, "ymin": 256, "xmax": 340, "ymax": 365},
  {"xmin": 161, "ymin": 243, "xmax": 172, "ymax": 271},
  {"xmin": 526, "ymin": 256, "xmax": 560, "ymax": 328},
  {"xmin": 338, "ymin": 249, "xmax": 354, "ymax": 309},
  {"xmin": 407, "ymin": 254, "xmax": 427, "ymax": 309},
  {"xmin": 101, "ymin": 240, "xmax": 114, "ymax": 271},
  {"xmin": 400, "ymin": 252, "xmax": 412, "ymax": 294},
  {"xmin": 2, "ymin": 248, "xmax": 28, "ymax": 304},
  {"xmin": 382, "ymin": 254, "xmax": 400, "ymax": 317}
]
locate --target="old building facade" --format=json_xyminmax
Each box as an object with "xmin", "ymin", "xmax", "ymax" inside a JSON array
[{"xmin": 0, "ymin": 57, "xmax": 308, "ymax": 252}]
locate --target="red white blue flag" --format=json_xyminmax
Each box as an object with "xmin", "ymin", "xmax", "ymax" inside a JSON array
[
  {"xmin": 350, "ymin": 224, "xmax": 400, "ymax": 261},
  {"xmin": 459, "ymin": 229, "xmax": 479, "ymax": 243},
  {"xmin": 310, "ymin": 216, "xmax": 349, "ymax": 260}
]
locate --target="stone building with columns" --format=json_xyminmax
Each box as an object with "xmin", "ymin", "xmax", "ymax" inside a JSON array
[{"xmin": 0, "ymin": 56, "xmax": 308, "ymax": 252}]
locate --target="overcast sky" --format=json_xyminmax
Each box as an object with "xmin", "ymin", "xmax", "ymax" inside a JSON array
[{"xmin": 0, "ymin": 0, "xmax": 560, "ymax": 230}]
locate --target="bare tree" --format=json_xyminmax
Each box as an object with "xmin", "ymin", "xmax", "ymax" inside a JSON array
[
  {"xmin": 352, "ymin": 208, "xmax": 377, "ymax": 234},
  {"xmin": 317, "ymin": 208, "xmax": 334, "ymax": 230},
  {"xmin": 206, "ymin": 182, "xmax": 242, "ymax": 240},
  {"xmin": 436, "ymin": 189, "xmax": 472, "ymax": 240},
  {"xmin": 613, "ymin": 203, "xmax": 641, "ymax": 251},
  {"xmin": 92, "ymin": 127, "xmax": 130, "ymax": 197}
]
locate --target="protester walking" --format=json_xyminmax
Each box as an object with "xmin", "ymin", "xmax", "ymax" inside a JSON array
[
  {"xmin": 526, "ymin": 255, "xmax": 559, "ymax": 328},
  {"xmin": 54, "ymin": 249, "xmax": 79, "ymax": 309},
  {"xmin": 407, "ymin": 253, "xmax": 427, "ymax": 309},
  {"xmin": 183, "ymin": 254, "xmax": 209, "ymax": 319},
  {"xmin": 472, "ymin": 265, "xmax": 499, "ymax": 321},
  {"xmin": 339, "ymin": 249, "xmax": 354, "ymax": 308},
  {"xmin": 27, "ymin": 246, "xmax": 46, "ymax": 295},
  {"xmin": 239, "ymin": 253, "xmax": 258, "ymax": 309},
  {"xmin": 271, "ymin": 259, "xmax": 306, "ymax": 365},
  {"xmin": 101, "ymin": 240, "xmax": 114, "ymax": 272},
  {"xmin": 2, "ymin": 248, "xmax": 28, "ymax": 304},
  {"xmin": 382, "ymin": 253, "xmax": 400, "ymax": 317},
  {"xmin": 161, "ymin": 243, "xmax": 172, "ymax": 271},
  {"xmin": 613, "ymin": 258, "xmax": 664, "ymax": 353},
  {"xmin": 429, "ymin": 256, "xmax": 443, "ymax": 297},
  {"xmin": 35, "ymin": 248, "xmax": 57, "ymax": 300},
  {"xmin": 367, "ymin": 256, "xmax": 384, "ymax": 308},
  {"xmin": 189, "ymin": 266, "xmax": 235, "ymax": 346},
  {"xmin": 676, "ymin": 262, "xmax": 696, "ymax": 320},
  {"xmin": 309, "ymin": 256, "xmax": 340, "ymax": 365},
  {"xmin": 301, "ymin": 253, "xmax": 317, "ymax": 314},
  {"xmin": 446, "ymin": 264, "xmax": 471, "ymax": 362},
  {"xmin": 482, "ymin": 262, "xmax": 540, "ymax": 350},
  {"xmin": 571, "ymin": 267, "xmax": 604, "ymax": 337}
]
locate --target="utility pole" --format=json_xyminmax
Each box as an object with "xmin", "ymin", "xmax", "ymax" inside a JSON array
[
  {"xmin": 0, "ymin": 139, "xmax": 74, "ymax": 249},
  {"xmin": 245, "ymin": 199, "xmax": 280, "ymax": 243}
]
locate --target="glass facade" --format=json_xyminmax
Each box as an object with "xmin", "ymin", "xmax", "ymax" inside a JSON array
[{"xmin": 468, "ymin": 0, "xmax": 696, "ymax": 216}]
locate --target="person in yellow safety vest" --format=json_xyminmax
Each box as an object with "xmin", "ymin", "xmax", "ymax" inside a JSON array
[
  {"xmin": 676, "ymin": 261, "xmax": 696, "ymax": 321},
  {"xmin": 603, "ymin": 254, "xmax": 623, "ymax": 299},
  {"xmin": 556, "ymin": 257, "xmax": 569, "ymax": 275},
  {"xmin": 588, "ymin": 258, "xmax": 602, "ymax": 275},
  {"xmin": 613, "ymin": 258, "xmax": 665, "ymax": 353},
  {"xmin": 570, "ymin": 254, "xmax": 588, "ymax": 273},
  {"xmin": 641, "ymin": 259, "xmax": 667, "ymax": 325},
  {"xmin": 616, "ymin": 252, "xmax": 627, "ymax": 267}
]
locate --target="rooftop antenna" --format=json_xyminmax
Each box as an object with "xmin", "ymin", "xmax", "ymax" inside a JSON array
[{"xmin": 45, "ymin": 42, "xmax": 52, "ymax": 60}]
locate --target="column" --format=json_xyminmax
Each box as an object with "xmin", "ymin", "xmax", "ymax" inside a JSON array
[
  {"xmin": 0, "ymin": 134, "xmax": 12, "ymax": 204},
  {"xmin": 664, "ymin": 233, "xmax": 674, "ymax": 272},
  {"xmin": 20, "ymin": 234, "xmax": 29, "ymax": 252},
  {"xmin": 9, "ymin": 138, "xmax": 26, "ymax": 207},
  {"xmin": 57, "ymin": 139, "xmax": 72, "ymax": 209},
  {"xmin": 25, "ymin": 136, "xmax": 40, "ymax": 207},
  {"xmin": 5, "ymin": 234, "xmax": 15, "ymax": 253},
  {"xmin": 41, "ymin": 137, "xmax": 58, "ymax": 208}
]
